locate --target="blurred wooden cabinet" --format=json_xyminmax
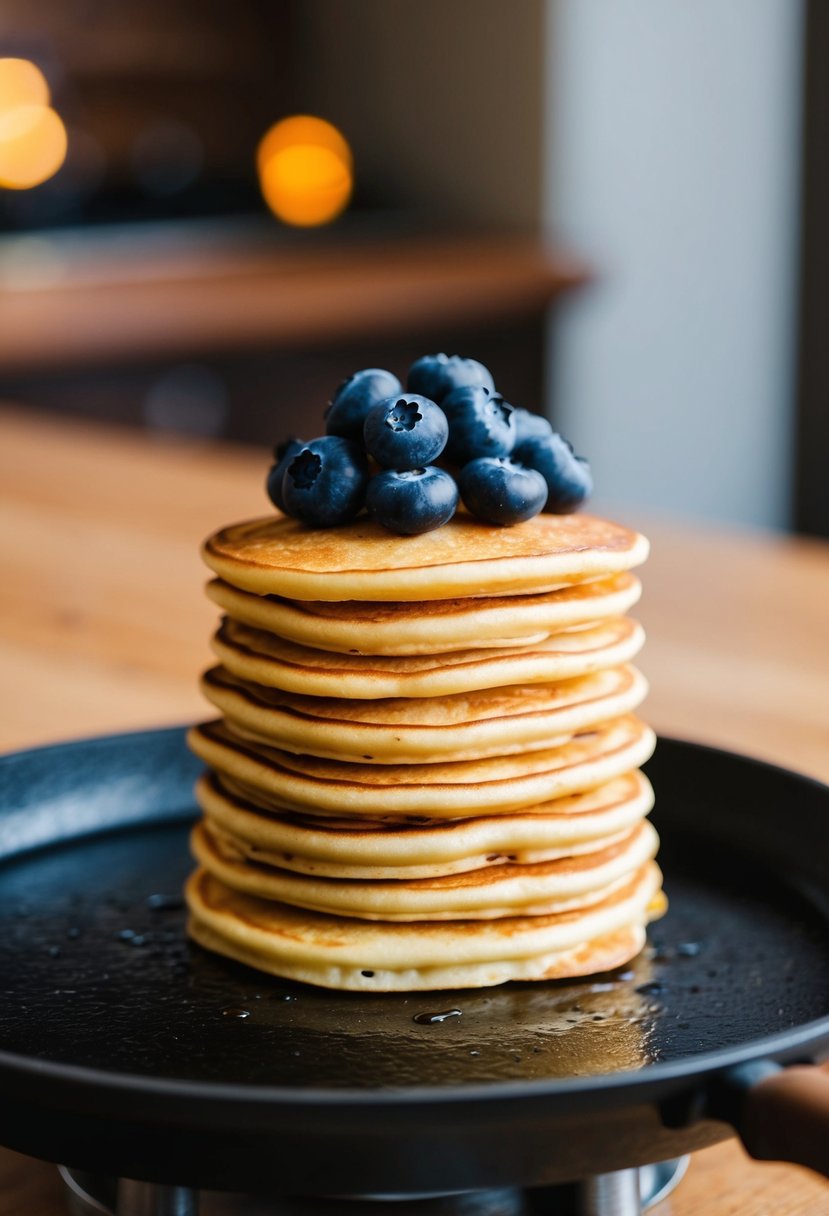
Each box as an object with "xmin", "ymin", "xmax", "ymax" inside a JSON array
[
  {"xmin": 0, "ymin": 227, "xmax": 588, "ymax": 443},
  {"xmin": 0, "ymin": 1, "xmax": 567, "ymax": 444}
]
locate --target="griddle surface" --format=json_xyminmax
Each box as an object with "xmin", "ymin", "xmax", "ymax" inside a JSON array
[{"xmin": 2, "ymin": 736, "xmax": 829, "ymax": 1090}]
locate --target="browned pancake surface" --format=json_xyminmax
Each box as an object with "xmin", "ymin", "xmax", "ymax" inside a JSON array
[{"xmin": 203, "ymin": 512, "xmax": 648, "ymax": 600}]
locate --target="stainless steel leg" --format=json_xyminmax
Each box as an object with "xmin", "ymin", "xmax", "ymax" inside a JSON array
[
  {"xmin": 116, "ymin": 1180, "xmax": 199, "ymax": 1216},
  {"xmin": 577, "ymin": 1169, "xmax": 641, "ymax": 1216}
]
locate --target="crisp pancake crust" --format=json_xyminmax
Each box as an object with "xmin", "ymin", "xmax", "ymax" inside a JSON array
[
  {"xmin": 187, "ymin": 715, "xmax": 657, "ymax": 817},
  {"xmin": 195, "ymin": 770, "xmax": 655, "ymax": 878},
  {"xmin": 205, "ymin": 573, "xmax": 642, "ymax": 654},
  {"xmin": 185, "ymin": 863, "xmax": 664, "ymax": 990},
  {"xmin": 212, "ymin": 616, "xmax": 645, "ymax": 699},
  {"xmin": 203, "ymin": 513, "xmax": 649, "ymax": 601},
  {"xmin": 201, "ymin": 664, "xmax": 649, "ymax": 762},
  {"xmin": 191, "ymin": 818, "xmax": 659, "ymax": 920}
]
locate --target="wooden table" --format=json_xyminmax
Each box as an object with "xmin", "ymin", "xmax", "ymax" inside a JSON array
[{"xmin": 1, "ymin": 406, "xmax": 828, "ymax": 1214}]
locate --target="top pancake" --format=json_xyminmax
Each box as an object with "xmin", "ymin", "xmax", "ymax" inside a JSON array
[{"xmin": 203, "ymin": 512, "xmax": 649, "ymax": 601}]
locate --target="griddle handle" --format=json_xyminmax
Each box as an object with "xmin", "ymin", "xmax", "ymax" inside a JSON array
[{"xmin": 721, "ymin": 1060, "xmax": 829, "ymax": 1179}]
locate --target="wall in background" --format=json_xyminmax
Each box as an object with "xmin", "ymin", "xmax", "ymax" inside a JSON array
[
  {"xmin": 297, "ymin": 0, "xmax": 544, "ymax": 231},
  {"xmin": 544, "ymin": 0, "xmax": 804, "ymax": 529}
]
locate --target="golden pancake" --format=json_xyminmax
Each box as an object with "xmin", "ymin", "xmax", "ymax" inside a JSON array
[
  {"xmin": 185, "ymin": 863, "xmax": 664, "ymax": 991},
  {"xmin": 191, "ymin": 818, "xmax": 659, "ymax": 921},
  {"xmin": 203, "ymin": 512, "xmax": 649, "ymax": 601},
  {"xmin": 187, "ymin": 715, "xmax": 657, "ymax": 819},
  {"xmin": 205, "ymin": 572, "xmax": 642, "ymax": 655},
  {"xmin": 200, "ymin": 665, "xmax": 648, "ymax": 763},
  {"xmin": 195, "ymin": 769, "xmax": 655, "ymax": 879},
  {"xmin": 211, "ymin": 616, "xmax": 645, "ymax": 699},
  {"xmin": 192, "ymin": 496, "xmax": 658, "ymax": 991},
  {"xmin": 229, "ymin": 716, "xmax": 575, "ymax": 769}
]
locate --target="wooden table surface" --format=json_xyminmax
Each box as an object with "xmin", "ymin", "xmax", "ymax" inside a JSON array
[{"xmin": 1, "ymin": 406, "xmax": 828, "ymax": 1214}]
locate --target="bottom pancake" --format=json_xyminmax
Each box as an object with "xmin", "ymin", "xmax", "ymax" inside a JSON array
[{"xmin": 185, "ymin": 863, "xmax": 665, "ymax": 992}]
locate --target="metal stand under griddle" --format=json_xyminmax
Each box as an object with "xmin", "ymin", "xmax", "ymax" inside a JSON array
[{"xmin": 58, "ymin": 1157, "xmax": 689, "ymax": 1216}]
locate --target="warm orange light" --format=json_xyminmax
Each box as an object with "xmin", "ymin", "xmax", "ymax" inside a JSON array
[
  {"xmin": 257, "ymin": 115, "xmax": 353, "ymax": 227},
  {"xmin": 0, "ymin": 58, "xmax": 50, "ymax": 112},
  {"xmin": 257, "ymin": 115, "xmax": 352, "ymax": 177},
  {"xmin": 0, "ymin": 59, "xmax": 67, "ymax": 190},
  {"xmin": 0, "ymin": 103, "xmax": 68, "ymax": 189}
]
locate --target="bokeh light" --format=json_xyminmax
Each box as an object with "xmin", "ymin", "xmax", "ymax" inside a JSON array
[
  {"xmin": 0, "ymin": 58, "xmax": 67, "ymax": 190},
  {"xmin": 0, "ymin": 58, "xmax": 50, "ymax": 112},
  {"xmin": 257, "ymin": 115, "xmax": 352, "ymax": 177},
  {"xmin": 257, "ymin": 115, "xmax": 353, "ymax": 228}
]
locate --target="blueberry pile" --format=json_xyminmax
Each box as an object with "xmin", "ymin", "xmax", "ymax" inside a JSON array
[{"xmin": 266, "ymin": 354, "xmax": 592, "ymax": 534}]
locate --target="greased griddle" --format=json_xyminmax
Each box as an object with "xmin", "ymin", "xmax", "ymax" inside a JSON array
[{"xmin": 1, "ymin": 729, "xmax": 828, "ymax": 1195}]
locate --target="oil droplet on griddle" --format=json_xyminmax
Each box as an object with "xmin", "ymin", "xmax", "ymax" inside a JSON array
[
  {"xmin": 413, "ymin": 1008, "xmax": 462, "ymax": 1025},
  {"xmin": 222, "ymin": 1006, "xmax": 251, "ymax": 1019},
  {"xmin": 635, "ymin": 981, "xmax": 664, "ymax": 996},
  {"xmin": 146, "ymin": 893, "xmax": 185, "ymax": 912}
]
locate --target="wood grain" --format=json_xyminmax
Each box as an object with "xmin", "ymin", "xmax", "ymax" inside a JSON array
[
  {"xmin": 1, "ymin": 407, "xmax": 828, "ymax": 1213},
  {"xmin": 0, "ymin": 234, "xmax": 588, "ymax": 372}
]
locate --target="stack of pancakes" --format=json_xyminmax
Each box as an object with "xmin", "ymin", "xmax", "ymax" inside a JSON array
[{"xmin": 186, "ymin": 511, "xmax": 664, "ymax": 991}]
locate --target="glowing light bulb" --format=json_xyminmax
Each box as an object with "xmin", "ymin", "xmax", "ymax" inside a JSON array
[{"xmin": 257, "ymin": 115, "xmax": 353, "ymax": 228}]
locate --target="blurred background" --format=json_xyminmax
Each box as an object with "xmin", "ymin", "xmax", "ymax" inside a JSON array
[{"xmin": 1, "ymin": 0, "xmax": 825, "ymax": 536}]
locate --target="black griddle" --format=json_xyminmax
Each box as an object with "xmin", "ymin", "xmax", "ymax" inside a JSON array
[{"xmin": 1, "ymin": 728, "xmax": 828, "ymax": 1193}]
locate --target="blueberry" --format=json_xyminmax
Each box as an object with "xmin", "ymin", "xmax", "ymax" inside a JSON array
[
  {"xmin": 458, "ymin": 457, "xmax": 547, "ymax": 526},
  {"xmin": 512, "ymin": 432, "xmax": 592, "ymax": 513},
  {"xmin": 407, "ymin": 353, "xmax": 494, "ymax": 403},
  {"xmin": 266, "ymin": 437, "xmax": 304, "ymax": 513},
  {"xmin": 363, "ymin": 394, "xmax": 448, "ymax": 470},
  {"xmin": 511, "ymin": 408, "xmax": 554, "ymax": 448},
  {"xmin": 366, "ymin": 466, "xmax": 459, "ymax": 534},
  {"xmin": 441, "ymin": 385, "xmax": 516, "ymax": 464},
  {"xmin": 325, "ymin": 368, "xmax": 403, "ymax": 442},
  {"xmin": 281, "ymin": 436, "xmax": 369, "ymax": 526}
]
